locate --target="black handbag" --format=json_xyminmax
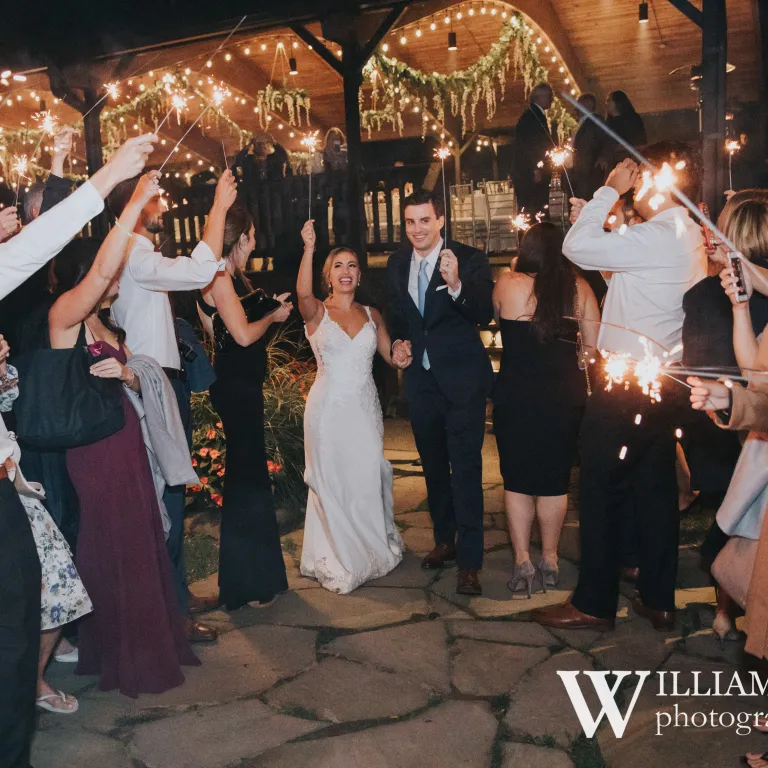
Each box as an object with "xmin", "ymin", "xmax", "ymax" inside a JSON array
[
  {"xmin": 212, "ymin": 288, "xmax": 280, "ymax": 355},
  {"xmin": 14, "ymin": 323, "xmax": 125, "ymax": 449}
]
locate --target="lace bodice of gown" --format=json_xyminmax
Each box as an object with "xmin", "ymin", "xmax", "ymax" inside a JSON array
[{"xmin": 305, "ymin": 305, "xmax": 383, "ymax": 435}]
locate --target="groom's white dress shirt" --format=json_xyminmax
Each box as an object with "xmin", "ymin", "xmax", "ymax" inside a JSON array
[{"xmin": 407, "ymin": 238, "xmax": 461, "ymax": 369}]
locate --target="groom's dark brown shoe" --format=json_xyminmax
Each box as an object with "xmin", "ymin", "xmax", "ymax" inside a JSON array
[
  {"xmin": 456, "ymin": 568, "xmax": 482, "ymax": 596},
  {"xmin": 421, "ymin": 543, "xmax": 457, "ymax": 570},
  {"xmin": 530, "ymin": 601, "xmax": 614, "ymax": 630}
]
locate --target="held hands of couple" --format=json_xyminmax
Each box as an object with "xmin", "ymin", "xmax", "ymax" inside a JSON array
[
  {"xmin": 438, "ymin": 249, "xmax": 460, "ymax": 293},
  {"xmin": 392, "ymin": 340, "xmax": 413, "ymax": 369}
]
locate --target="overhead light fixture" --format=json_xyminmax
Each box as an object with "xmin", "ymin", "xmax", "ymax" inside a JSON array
[
  {"xmin": 289, "ymin": 57, "xmax": 298, "ymax": 75},
  {"xmin": 448, "ymin": 31, "xmax": 457, "ymax": 51},
  {"xmin": 639, "ymin": 2, "xmax": 649, "ymax": 23}
]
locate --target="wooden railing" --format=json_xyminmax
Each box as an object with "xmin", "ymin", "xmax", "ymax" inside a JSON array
[{"xmin": 162, "ymin": 163, "xmax": 435, "ymax": 259}]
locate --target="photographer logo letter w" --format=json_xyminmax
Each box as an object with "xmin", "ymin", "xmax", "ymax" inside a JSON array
[{"xmin": 557, "ymin": 671, "xmax": 651, "ymax": 738}]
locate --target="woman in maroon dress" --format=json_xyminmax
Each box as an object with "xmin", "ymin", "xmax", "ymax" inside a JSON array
[{"xmin": 48, "ymin": 172, "xmax": 199, "ymax": 697}]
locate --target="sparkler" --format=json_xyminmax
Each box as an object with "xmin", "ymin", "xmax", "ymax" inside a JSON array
[
  {"xmin": 301, "ymin": 131, "xmax": 320, "ymax": 220},
  {"xmin": 434, "ymin": 145, "xmax": 451, "ymax": 236},
  {"xmin": 12, "ymin": 155, "xmax": 29, "ymax": 207},
  {"xmin": 103, "ymin": 82, "xmax": 120, "ymax": 101},
  {"xmin": 725, "ymin": 139, "xmax": 741, "ymax": 191},
  {"xmin": 158, "ymin": 106, "xmax": 212, "ymax": 171},
  {"xmin": 33, "ymin": 110, "xmax": 59, "ymax": 137},
  {"xmin": 154, "ymin": 14, "xmax": 247, "ymax": 134},
  {"xmin": 562, "ymin": 91, "xmax": 739, "ymax": 253},
  {"xmin": 510, "ymin": 211, "xmax": 531, "ymax": 232}
]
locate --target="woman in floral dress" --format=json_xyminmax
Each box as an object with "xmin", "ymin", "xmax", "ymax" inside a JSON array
[{"xmin": 0, "ymin": 359, "xmax": 92, "ymax": 714}]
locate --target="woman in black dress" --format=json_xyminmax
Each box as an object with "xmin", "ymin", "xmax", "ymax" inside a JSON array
[
  {"xmin": 602, "ymin": 91, "xmax": 647, "ymax": 167},
  {"xmin": 682, "ymin": 192, "xmax": 768, "ymax": 644},
  {"xmin": 198, "ymin": 204, "xmax": 292, "ymax": 610},
  {"xmin": 492, "ymin": 223, "xmax": 600, "ymax": 596}
]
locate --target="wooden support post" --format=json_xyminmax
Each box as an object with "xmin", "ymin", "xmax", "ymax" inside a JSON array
[
  {"xmin": 700, "ymin": 0, "xmax": 727, "ymax": 215},
  {"xmin": 82, "ymin": 88, "xmax": 108, "ymax": 238},
  {"xmin": 341, "ymin": 52, "xmax": 367, "ymax": 265}
]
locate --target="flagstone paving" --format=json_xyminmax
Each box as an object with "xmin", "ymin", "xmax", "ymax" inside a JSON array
[{"xmin": 32, "ymin": 420, "xmax": 757, "ymax": 767}]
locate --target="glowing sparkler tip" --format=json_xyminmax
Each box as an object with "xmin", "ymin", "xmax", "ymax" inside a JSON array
[
  {"xmin": 33, "ymin": 110, "xmax": 59, "ymax": 137},
  {"xmin": 725, "ymin": 140, "xmax": 741, "ymax": 155},
  {"xmin": 510, "ymin": 211, "xmax": 532, "ymax": 232},
  {"xmin": 301, "ymin": 130, "xmax": 320, "ymax": 152},
  {"xmin": 434, "ymin": 146, "xmax": 451, "ymax": 161},
  {"xmin": 546, "ymin": 146, "xmax": 572, "ymax": 167},
  {"xmin": 103, "ymin": 81, "xmax": 119, "ymax": 100}
]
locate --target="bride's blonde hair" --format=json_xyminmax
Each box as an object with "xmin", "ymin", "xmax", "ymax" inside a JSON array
[{"xmin": 322, "ymin": 247, "xmax": 360, "ymax": 295}]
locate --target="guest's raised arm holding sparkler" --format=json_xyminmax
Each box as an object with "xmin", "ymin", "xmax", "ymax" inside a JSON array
[{"xmin": 532, "ymin": 142, "xmax": 708, "ymax": 635}]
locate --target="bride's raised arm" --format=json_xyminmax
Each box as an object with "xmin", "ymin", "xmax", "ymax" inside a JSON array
[{"xmin": 297, "ymin": 220, "xmax": 323, "ymax": 327}]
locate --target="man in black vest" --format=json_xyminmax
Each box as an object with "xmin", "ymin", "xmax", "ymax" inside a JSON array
[
  {"xmin": 387, "ymin": 190, "xmax": 494, "ymax": 595},
  {"xmin": 511, "ymin": 83, "xmax": 554, "ymax": 215}
]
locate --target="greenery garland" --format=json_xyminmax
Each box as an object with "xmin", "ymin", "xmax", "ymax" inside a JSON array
[
  {"xmin": 361, "ymin": 11, "xmax": 577, "ymax": 142},
  {"xmin": 256, "ymin": 84, "xmax": 311, "ymax": 131}
]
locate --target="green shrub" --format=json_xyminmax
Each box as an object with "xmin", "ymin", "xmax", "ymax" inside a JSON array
[{"xmin": 188, "ymin": 329, "xmax": 315, "ymax": 526}]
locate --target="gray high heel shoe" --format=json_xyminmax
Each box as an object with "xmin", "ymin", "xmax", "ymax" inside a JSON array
[
  {"xmin": 507, "ymin": 560, "xmax": 536, "ymax": 598},
  {"xmin": 537, "ymin": 558, "xmax": 560, "ymax": 593}
]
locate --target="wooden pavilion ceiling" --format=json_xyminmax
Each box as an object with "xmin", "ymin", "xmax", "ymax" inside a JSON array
[{"xmin": 0, "ymin": 0, "xmax": 760, "ymax": 175}]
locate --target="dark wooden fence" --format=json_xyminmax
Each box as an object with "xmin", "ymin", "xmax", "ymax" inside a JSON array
[{"xmin": 162, "ymin": 162, "xmax": 435, "ymax": 261}]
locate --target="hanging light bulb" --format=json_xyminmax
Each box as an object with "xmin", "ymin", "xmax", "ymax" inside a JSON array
[
  {"xmin": 468, "ymin": 6, "xmax": 474, "ymax": 14},
  {"xmin": 289, "ymin": 57, "xmax": 298, "ymax": 75},
  {"xmin": 448, "ymin": 31, "xmax": 457, "ymax": 50},
  {"xmin": 456, "ymin": 10, "xmax": 462, "ymax": 19},
  {"xmin": 261, "ymin": 43, "xmax": 267, "ymax": 51},
  {"xmin": 430, "ymin": 20, "xmax": 437, "ymax": 30},
  {"xmin": 382, "ymin": 42, "xmax": 389, "ymax": 51},
  {"xmin": 400, "ymin": 34, "xmax": 407, "ymax": 45},
  {"xmin": 416, "ymin": 27, "xmax": 422, "ymax": 37},
  {"xmin": 224, "ymin": 52, "xmax": 232, "ymax": 61},
  {"xmin": 244, "ymin": 47, "xmax": 250, "ymax": 55},
  {"xmin": 444, "ymin": 14, "xmax": 451, "ymax": 24},
  {"xmin": 639, "ymin": 1, "xmax": 649, "ymax": 23}
]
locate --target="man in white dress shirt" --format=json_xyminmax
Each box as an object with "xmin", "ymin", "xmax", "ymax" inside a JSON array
[
  {"xmin": 0, "ymin": 135, "xmax": 155, "ymax": 768},
  {"xmin": 109, "ymin": 171, "xmax": 236, "ymax": 641},
  {"xmin": 532, "ymin": 144, "xmax": 707, "ymax": 632}
]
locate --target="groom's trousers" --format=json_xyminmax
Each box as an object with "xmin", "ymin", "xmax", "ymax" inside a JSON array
[{"xmin": 407, "ymin": 368, "xmax": 486, "ymax": 570}]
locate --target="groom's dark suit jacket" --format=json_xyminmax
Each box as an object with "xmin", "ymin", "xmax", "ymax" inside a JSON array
[{"xmin": 386, "ymin": 239, "xmax": 494, "ymax": 403}]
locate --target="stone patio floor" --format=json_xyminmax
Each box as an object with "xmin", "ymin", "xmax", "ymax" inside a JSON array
[{"xmin": 33, "ymin": 419, "xmax": 765, "ymax": 767}]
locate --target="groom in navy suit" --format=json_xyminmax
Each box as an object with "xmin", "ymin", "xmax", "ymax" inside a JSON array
[{"xmin": 387, "ymin": 189, "xmax": 494, "ymax": 595}]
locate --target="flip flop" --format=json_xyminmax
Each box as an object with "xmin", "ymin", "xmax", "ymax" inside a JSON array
[
  {"xmin": 36, "ymin": 691, "xmax": 79, "ymax": 715},
  {"xmin": 53, "ymin": 648, "xmax": 79, "ymax": 663}
]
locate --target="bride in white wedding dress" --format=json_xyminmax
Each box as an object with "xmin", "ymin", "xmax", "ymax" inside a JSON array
[{"xmin": 296, "ymin": 221, "xmax": 409, "ymax": 593}]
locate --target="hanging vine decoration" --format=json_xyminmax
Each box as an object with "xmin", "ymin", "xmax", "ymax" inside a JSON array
[
  {"xmin": 255, "ymin": 84, "xmax": 311, "ymax": 131},
  {"xmin": 361, "ymin": 11, "xmax": 578, "ymax": 142}
]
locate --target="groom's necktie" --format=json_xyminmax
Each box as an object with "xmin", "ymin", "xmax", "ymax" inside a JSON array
[{"xmin": 417, "ymin": 259, "xmax": 430, "ymax": 370}]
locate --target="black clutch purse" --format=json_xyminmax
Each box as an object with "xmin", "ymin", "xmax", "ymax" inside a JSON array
[{"xmin": 212, "ymin": 288, "xmax": 281, "ymax": 354}]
